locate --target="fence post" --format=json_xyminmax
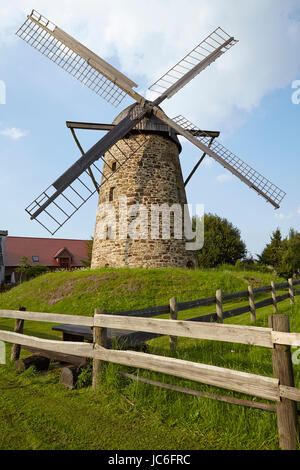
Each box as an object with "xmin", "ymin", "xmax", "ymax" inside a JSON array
[
  {"xmin": 10, "ymin": 307, "xmax": 26, "ymax": 361},
  {"xmin": 271, "ymin": 281, "xmax": 278, "ymax": 313},
  {"xmin": 169, "ymin": 297, "xmax": 178, "ymax": 351},
  {"xmin": 268, "ymin": 315, "xmax": 298, "ymax": 450},
  {"xmin": 92, "ymin": 308, "xmax": 108, "ymax": 390},
  {"xmin": 288, "ymin": 278, "xmax": 295, "ymax": 305},
  {"xmin": 216, "ymin": 289, "xmax": 223, "ymax": 323},
  {"xmin": 248, "ymin": 286, "xmax": 256, "ymax": 323}
]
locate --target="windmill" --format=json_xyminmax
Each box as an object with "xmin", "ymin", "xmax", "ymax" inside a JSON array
[{"xmin": 16, "ymin": 10, "xmax": 286, "ymax": 269}]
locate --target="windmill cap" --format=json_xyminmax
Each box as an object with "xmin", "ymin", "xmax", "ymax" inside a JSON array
[{"xmin": 113, "ymin": 103, "xmax": 182, "ymax": 153}]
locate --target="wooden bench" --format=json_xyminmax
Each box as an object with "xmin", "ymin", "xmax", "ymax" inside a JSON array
[
  {"xmin": 52, "ymin": 323, "xmax": 159, "ymax": 350},
  {"xmin": 17, "ymin": 323, "xmax": 157, "ymax": 372}
]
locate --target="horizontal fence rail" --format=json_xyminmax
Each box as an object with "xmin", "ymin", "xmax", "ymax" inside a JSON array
[
  {"xmin": 0, "ymin": 330, "xmax": 94, "ymax": 357},
  {"xmin": 0, "ymin": 309, "xmax": 93, "ymax": 326},
  {"xmin": 93, "ymin": 345, "xmax": 281, "ymax": 401},
  {"xmin": 94, "ymin": 314, "xmax": 275, "ymax": 348}
]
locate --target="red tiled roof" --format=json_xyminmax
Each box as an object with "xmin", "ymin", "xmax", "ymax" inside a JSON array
[
  {"xmin": 53, "ymin": 247, "xmax": 73, "ymax": 259},
  {"xmin": 5, "ymin": 237, "xmax": 88, "ymax": 267}
]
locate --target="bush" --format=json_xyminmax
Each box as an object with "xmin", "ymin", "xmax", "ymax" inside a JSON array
[
  {"xmin": 235, "ymin": 260, "xmax": 273, "ymax": 273},
  {"xmin": 26, "ymin": 265, "xmax": 49, "ymax": 280}
]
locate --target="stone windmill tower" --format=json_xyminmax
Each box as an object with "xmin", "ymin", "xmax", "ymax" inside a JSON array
[
  {"xmin": 91, "ymin": 104, "xmax": 198, "ymax": 268},
  {"xmin": 17, "ymin": 11, "xmax": 286, "ymax": 269}
]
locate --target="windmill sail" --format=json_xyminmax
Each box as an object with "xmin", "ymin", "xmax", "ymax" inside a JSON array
[
  {"xmin": 26, "ymin": 122, "xmax": 148, "ymax": 235},
  {"xmin": 16, "ymin": 10, "xmax": 142, "ymax": 107},
  {"xmin": 149, "ymin": 27, "xmax": 238, "ymax": 102},
  {"xmin": 154, "ymin": 112, "xmax": 286, "ymax": 209}
]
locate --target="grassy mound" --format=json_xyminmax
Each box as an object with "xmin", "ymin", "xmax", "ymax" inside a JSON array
[{"xmin": 0, "ymin": 266, "xmax": 284, "ymax": 315}]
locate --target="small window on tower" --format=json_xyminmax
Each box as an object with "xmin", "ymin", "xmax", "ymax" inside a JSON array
[
  {"xmin": 106, "ymin": 226, "xmax": 112, "ymax": 239},
  {"xmin": 112, "ymin": 162, "xmax": 117, "ymax": 172},
  {"xmin": 32, "ymin": 256, "xmax": 39, "ymax": 263},
  {"xmin": 109, "ymin": 187, "xmax": 115, "ymax": 202}
]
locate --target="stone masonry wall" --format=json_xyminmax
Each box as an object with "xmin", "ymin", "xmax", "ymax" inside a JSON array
[{"xmin": 91, "ymin": 133, "xmax": 198, "ymax": 268}]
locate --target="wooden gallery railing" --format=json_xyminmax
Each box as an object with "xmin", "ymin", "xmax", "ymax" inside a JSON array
[{"xmin": 0, "ymin": 278, "xmax": 300, "ymax": 449}]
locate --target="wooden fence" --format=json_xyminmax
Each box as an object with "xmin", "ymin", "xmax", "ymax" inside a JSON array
[
  {"xmin": 90, "ymin": 277, "xmax": 300, "ymax": 326},
  {"xmin": 0, "ymin": 278, "xmax": 300, "ymax": 449}
]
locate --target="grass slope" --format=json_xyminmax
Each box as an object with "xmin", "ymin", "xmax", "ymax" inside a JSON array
[
  {"xmin": 0, "ymin": 267, "xmax": 299, "ymax": 450},
  {"xmin": 0, "ymin": 266, "xmax": 285, "ymax": 315}
]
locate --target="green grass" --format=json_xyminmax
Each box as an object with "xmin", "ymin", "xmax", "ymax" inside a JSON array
[
  {"xmin": 0, "ymin": 267, "xmax": 299, "ymax": 450},
  {"xmin": 0, "ymin": 265, "xmax": 284, "ymax": 315}
]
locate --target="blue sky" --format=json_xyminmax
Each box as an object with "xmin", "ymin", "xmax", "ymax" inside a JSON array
[{"xmin": 1, "ymin": 0, "xmax": 300, "ymax": 257}]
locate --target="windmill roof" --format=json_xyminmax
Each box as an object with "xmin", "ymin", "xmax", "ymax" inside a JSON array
[
  {"xmin": 5, "ymin": 236, "xmax": 88, "ymax": 267},
  {"xmin": 113, "ymin": 103, "xmax": 182, "ymax": 152}
]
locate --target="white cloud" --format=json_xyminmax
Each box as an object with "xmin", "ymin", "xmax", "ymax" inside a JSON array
[
  {"xmin": 297, "ymin": 207, "xmax": 300, "ymax": 215},
  {"xmin": 0, "ymin": 127, "xmax": 28, "ymax": 140},
  {"xmin": 274, "ymin": 212, "xmax": 293, "ymax": 220},
  {"xmin": 0, "ymin": 1, "xmax": 300, "ymax": 134},
  {"xmin": 216, "ymin": 173, "xmax": 233, "ymax": 183}
]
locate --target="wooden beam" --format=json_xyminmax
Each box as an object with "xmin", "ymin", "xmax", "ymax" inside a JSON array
[
  {"xmin": 0, "ymin": 309, "xmax": 93, "ymax": 327},
  {"xmin": 92, "ymin": 309, "xmax": 108, "ymax": 390},
  {"xmin": 21, "ymin": 345, "xmax": 88, "ymax": 367},
  {"xmin": 271, "ymin": 331, "xmax": 300, "ymax": 347},
  {"xmin": 271, "ymin": 281, "xmax": 278, "ymax": 313},
  {"xmin": 248, "ymin": 286, "xmax": 256, "ymax": 323},
  {"xmin": 95, "ymin": 346, "xmax": 279, "ymax": 401},
  {"xmin": 0, "ymin": 331, "xmax": 94, "ymax": 358},
  {"xmin": 69, "ymin": 127, "xmax": 99, "ymax": 193},
  {"xmin": 169, "ymin": 297, "xmax": 178, "ymax": 351},
  {"xmin": 94, "ymin": 314, "xmax": 274, "ymax": 348},
  {"xmin": 119, "ymin": 372, "xmax": 277, "ymax": 412},
  {"xmin": 66, "ymin": 122, "xmax": 114, "ymax": 131},
  {"xmin": 216, "ymin": 289, "xmax": 223, "ymax": 323},
  {"xmin": 268, "ymin": 315, "xmax": 298, "ymax": 450},
  {"xmin": 184, "ymin": 136, "xmax": 214, "ymax": 187},
  {"xmin": 254, "ymin": 297, "xmax": 274, "ymax": 309},
  {"xmin": 10, "ymin": 307, "xmax": 26, "ymax": 361},
  {"xmin": 288, "ymin": 278, "xmax": 295, "ymax": 305},
  {"xmin": 279, "ymin": 385, "xmax": 300, "ymax": 402}
]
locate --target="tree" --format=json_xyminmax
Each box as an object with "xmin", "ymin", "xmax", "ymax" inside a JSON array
[
  {"xmin": 277, "ymin": 229, "xmax": 300, "ymax": 279},
  {"xmin": 15, "ymin": 256, "xmax": 30, "ymax": 283},
  {"xmin": 258, "ymin": 228, "xmax": 283, "ymax": 267},
  {"xmin": 81, "ymin": 237, "xmax": 93, "ymax": 268},
  {"xmin": 259, "ymin": 228, "xmax": 300, "ymax": 279},
  {"xmin": 15, "ymin": 256, "xmax": 49, "ymax": 282},
  {"xmin": 193, "ymin": 213, "xmax": 246, "ymax": 268}
]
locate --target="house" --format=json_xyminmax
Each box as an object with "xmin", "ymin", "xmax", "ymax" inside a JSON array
[{"xmin": 2, "ymin": 235, "xmax": 89, "ymax": 284}]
